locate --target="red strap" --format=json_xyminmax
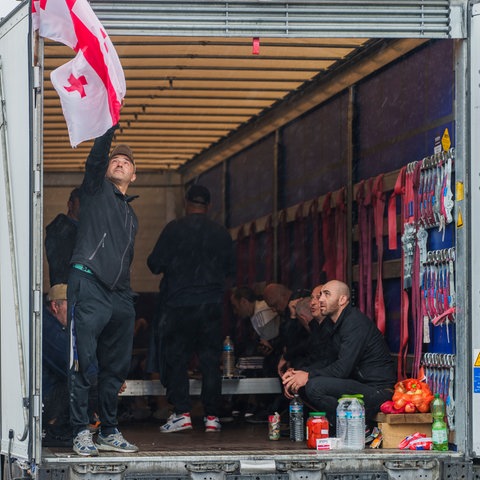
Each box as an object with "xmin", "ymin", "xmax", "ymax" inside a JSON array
[
  {"xmin": 395, "ymin": 167, "xmax": 409, "ymax": 380},
  {"xmin": 411, "ymin": 161, "xmax": 423, "ymax": 378},
  {"xmin": 264, "ymin": 215, "xmax": 274, "ymax": 284},
  {"xmin": 372, "ymin": 174, "xmax": 386, "ymax": 335},
  {"xmin": 388, "ymin": 166, "xmax": 406, "ymax": 250},
  {"xmin": 335, "ymin": 188, "xmax": 347, "ymax": 282},
  {"xmin": 398, "ymin": 288, "xmax": 410, "ymax": 380},
  {"xmin": 236, "ymin": 225, "xmax": 246, "ymax": 285},
  {"xmin": 308, "ymin": 199, "xmax": 321, "ymax": 286},
  {"xmin": 356, "ymin": 180, "xmax": 373, "ymax": 318},
  {"xmin": 294, "ymin": 203, "xmax": 307, "ymax": 286},
  {"xmin": 247, "ymin": 221, "xmax": 256, "ymax": 284},
  {"xmin": 278, "ymin": 209, "xmax": 290, "ymax": 286},
  {"xmin": 321, "ymin": 192, "xmax": 336, "ymax": 281}
]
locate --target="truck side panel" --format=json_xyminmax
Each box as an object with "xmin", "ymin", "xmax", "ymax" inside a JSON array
[{"xmin": 0, "ymin": 6, "xmax": 34, "ymax": 460}]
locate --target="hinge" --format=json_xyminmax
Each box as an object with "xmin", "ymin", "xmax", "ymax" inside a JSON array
[
  {"xmin": 33, "ymin": 288, "xmax": 41, "ymax": 314},
  {"xmin": 384, "ymin": 459, "xmax": 439, "ymax": 480},
  {"xmin": 32, "ymin": 394, "xmax": 41, "ymax": 418},
  {"xmin": 71, "ymin": 464, "xmax": 127, "ymax": 475}
]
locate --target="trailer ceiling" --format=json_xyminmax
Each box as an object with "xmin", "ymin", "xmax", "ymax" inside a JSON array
[
  {"xmin": 42, "ymin": 36, "xmax": 426, "ymax": 174},
  {"xmin": 41, "ymin": 1, "xmax": 459, "ymax": 174}
]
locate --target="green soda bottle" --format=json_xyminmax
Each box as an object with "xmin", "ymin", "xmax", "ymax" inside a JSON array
[{"xmin": 431, "ymin": 394, "xmax": 448, "ymax": 451}]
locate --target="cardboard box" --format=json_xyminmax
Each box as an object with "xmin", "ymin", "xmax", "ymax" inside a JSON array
[{"xmin": 375, "ymin": 413, "xmax": 433, "ymax": 449}]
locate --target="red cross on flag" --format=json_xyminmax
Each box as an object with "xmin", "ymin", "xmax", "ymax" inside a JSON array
[{"xmin": 32, "ymin": 0, "xmax": 126, "ymax": 147}]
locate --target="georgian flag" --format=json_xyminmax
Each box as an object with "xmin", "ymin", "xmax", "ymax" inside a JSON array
[{"xmin": 32, "ymin": 0, "xmax": 126, "ymax": 147}]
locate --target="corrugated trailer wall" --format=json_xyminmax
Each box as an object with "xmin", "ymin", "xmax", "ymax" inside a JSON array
[{"xmin": 193, "ymin": 38, "xmax": 455, "ymax": 358}]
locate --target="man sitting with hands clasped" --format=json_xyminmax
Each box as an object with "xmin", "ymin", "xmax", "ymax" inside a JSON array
[{"xmin": 282, "ymin": 280, "xmax": 396, "ymax": 432}]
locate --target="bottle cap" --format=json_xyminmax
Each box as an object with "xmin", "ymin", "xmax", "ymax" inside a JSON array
[{"xmin": 309, "ymin": 412, "xmax": 326, "ymax": 416}]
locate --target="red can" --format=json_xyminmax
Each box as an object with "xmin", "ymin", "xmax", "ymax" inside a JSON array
[{"xmin": 306, "ymin": 412, "xmax": 329, "ymax": 449}]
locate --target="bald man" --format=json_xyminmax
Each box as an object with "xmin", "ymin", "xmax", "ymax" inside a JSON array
[
  {"xmin": 282, "ymin": 280, "xmax": 396, "ymax": 432},
  {"xmin": 263, "ymin": 283, "xmax": 292, "ymax": 315}
]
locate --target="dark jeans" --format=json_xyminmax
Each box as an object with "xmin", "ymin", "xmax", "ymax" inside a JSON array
[
  {"xmin": 68, "ymin": 269, "xmax": 135, "ymax": 435},
  {"xmin": 304, "ymin": 376, "xmax": 393, "ymax": 429},
  {"xmin": 163, "ymin": 303, "xmax": 223, "ymax": 416}
]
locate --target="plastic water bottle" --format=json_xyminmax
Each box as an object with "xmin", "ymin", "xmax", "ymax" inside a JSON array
[
  {"xmin": 222, "ymin": 336, "xmax": 235, "ymax": 377},
  {"xmin": 289, "ymin": 394, "xmax": 304, "ymax": 441},
  {"xmin": 336, "ymin": 395, "xmax": 365, "ymax": 449},
  {"xmin": 431, "ymin": 394, "xmax": 448, "ymax": 451}
]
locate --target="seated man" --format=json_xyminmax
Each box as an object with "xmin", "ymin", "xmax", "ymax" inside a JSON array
[
  {"xmin": 279, "ymin": 285, "xmax": 337, "ymax": 377},
  {"xmin": 263, "ymin": 283, "xmax": 311, "ymax": 370},
  {"xmin": 42, "ymin": 284, "xmax": 71, "ymax": 445},
  {"xmin": 230, "ymin": 286, "xmax": 280, "ymax": 360},
  {"xmin": 282, "ymin": 280, "xmax": 396, "ymax": 431}
]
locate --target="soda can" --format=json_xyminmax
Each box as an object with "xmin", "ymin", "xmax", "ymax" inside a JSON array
[{"xmin": 268, "ymin": 412, "xmax": 281, "ymax": 440}]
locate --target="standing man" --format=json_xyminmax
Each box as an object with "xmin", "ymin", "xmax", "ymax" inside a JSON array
[
  {"xmin": 68, "ymin": 125, "xmax": 139, "ymax": 456},
  {"xmin": 45, "ymin": 187, "xmax": 81, "ymax": 286},
  {"xmin": 282, "ymin": 280, "xmax": 396, "ymax": 431},
  {"xmin": 147, "ymin": 184, "xmax": 234, "ymax": 433}
]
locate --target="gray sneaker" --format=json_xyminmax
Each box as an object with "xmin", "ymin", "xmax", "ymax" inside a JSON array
[
  {"xmin": 96, "ymin": 429, "xmax": 138, "ymax": 453},
  {"xmin": 73, "ymin": 429, "xmax": 98, "ymax": 456}
]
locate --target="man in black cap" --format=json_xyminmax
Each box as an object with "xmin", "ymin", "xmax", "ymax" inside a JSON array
[
  {"xmin": 148, "ymin": 184, "xmax": 234, "ymax": 433},
  {"xmin": 68, "ymin": 126, "xmax": 139, "ymax": 456}
]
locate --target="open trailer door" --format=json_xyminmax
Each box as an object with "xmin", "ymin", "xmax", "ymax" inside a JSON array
[{"xmin": 0, "ymin": 1, "xmax": 43, "ymax": 466}]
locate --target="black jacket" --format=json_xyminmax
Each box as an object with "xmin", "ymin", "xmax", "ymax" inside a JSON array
[
  {"xmin": 70, "ymin": 125, "xmax": 138, "ymax": 291},
  {"xmin": 305, "ymin": 304, "xmax": 396, "ymax": 389},
  {"xmin": 45, "ymin": 213, "xmax": 77, "ymax": 286},
  {"xmin": 147, "ymin": 213, "xmax": 234, "ymax": 306}
]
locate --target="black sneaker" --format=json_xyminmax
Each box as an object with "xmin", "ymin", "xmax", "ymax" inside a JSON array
[
  {"xmin": 245, "ymin": 412, "xmax": 269, "ymax": 424},
  {"xmin": 42, "ymin": 429, "xmax": 72, "ymax": 448}
]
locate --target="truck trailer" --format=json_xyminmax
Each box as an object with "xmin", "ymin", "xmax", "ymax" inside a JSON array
[{"xmin": 1, "ymin": 1, "xmax": 480, "ymax": 479}]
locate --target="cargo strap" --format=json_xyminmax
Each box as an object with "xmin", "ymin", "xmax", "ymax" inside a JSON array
[
  {"xmin": 278, "ymin": 209, "xmax": 290, "ymax": 286},
  {"xmin": 236, "ymin": 225, "xmax": 246, "ymax": 285},
  {"xmin": 294, "ymin": 203, "xmax": 307, "ymax": 285},
  {"xmin": 335, "ymin": 187, "xmax": 347, "ymax": 282},
  {"xmin": 308, "ymin": 198, "xmax": 321, "ymax": 286},
  {"xmin": 356, "ymin": 180, "xmax": 373, "ymax": 318},
  {"xmin": 388, "ymin": 166, "xmax": 406, "ymax": 250},
  {"xmin": 371, "ymin": 175, "xmax": 386, "ymax": 335},
  {"xmin": 247, "ymin": 221, "xmax": 257, "ymax": 284},
  {"xmin": 321, "ymin": 192, "xmax": 335, "ymax": 281},
  {"xmin": 410, "ymin": 161, "xmax": 424, "ymax": 378},
  {"xmin": 264, "ymin": 215, "xmax": 274, "ymax": 283}
]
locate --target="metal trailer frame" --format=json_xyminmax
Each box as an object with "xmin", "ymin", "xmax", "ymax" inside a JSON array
[{"xmin": 0, "ymin": 1, "xmax": 478, "ymax": 479}]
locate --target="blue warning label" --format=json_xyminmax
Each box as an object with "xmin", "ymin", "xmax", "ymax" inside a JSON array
[{"xmin": 475, "ymin": 368, "xmax": 480, "ymax": 393}]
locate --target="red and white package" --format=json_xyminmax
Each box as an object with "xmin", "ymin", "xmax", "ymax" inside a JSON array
[{"xmin": 398, "ymin": 432, "xmax": 426, "ymax": 449}]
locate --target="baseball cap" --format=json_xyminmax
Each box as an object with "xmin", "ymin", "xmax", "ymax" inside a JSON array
[
  {"xmin": 185, "ymin": 184, "xmax": 210, "ymax": 205},
  {"xmin": 110, "ymin": 144, "xmax": 135, "ymax": 166},
  {"xmin": 47, "ymin": 284, "xmax": 68, "ymax": 302}
]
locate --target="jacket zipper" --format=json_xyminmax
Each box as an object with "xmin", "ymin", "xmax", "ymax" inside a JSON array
[
  {"xmin": 112, "ymin": 204, "xmax": 135, "ymax": 288},
  {"xmin": 88, "ymin": 232, "xmax": 107, "ymax": 260}
]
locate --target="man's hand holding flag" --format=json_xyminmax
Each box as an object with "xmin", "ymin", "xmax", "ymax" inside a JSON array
[{"xmin": 32, "ymin": 0, "xmax": 126, "ymax": 147}]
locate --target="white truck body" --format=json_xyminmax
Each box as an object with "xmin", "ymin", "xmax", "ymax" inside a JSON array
[{"xmin": 1, "ymin": 1, "xmax": 480, "ymax": 479}]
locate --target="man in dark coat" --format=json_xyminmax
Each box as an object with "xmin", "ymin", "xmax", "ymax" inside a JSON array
[{"xmin": 147, "ymin": 184, "xmax": 234, "ymax": 433}]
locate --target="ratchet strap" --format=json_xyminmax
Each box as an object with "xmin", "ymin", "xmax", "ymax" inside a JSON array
[
  {"xmin": 264, "ymin": 215, "xmax": 274, "ymax": 284},
  {"xmin": 308, "ymin": 198, "xmax": 321, "ymax": 286},
  {"xmin": 335, "ymin": 187, "xmax": 347, "ymax": 282},
  {"xmin": 371, "ymin": 174, "xmax": 386, "ymax": 335},
  {"xmin": 356, "ymin": 180, "xmax": 373, "ymax": 318},
  {"xmin": 321, "ymin": 192, "xmax": 336, "ymax": 281}
]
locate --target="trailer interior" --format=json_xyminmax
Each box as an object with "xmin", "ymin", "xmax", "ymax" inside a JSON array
[{"xmin": 0, "ymin": 1, "xmax": 474, "ymax": 478}]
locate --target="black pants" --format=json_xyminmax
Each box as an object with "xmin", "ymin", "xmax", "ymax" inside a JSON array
[
  {"xmin": 68, "ymin": 269, "xmax": 135, "ymax": 435},
  {"xmin": 304, "ymin": 376, "xmax": 393, "ymax": 429},
  {"xmin": 163, "ymin": 303, "xmax": 222, "ymax": 416}
]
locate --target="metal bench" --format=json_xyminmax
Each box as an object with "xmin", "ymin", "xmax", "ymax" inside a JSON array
[{"xmin": 121, "ymin": 377, "xmax": 282, "ymax": 396}]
